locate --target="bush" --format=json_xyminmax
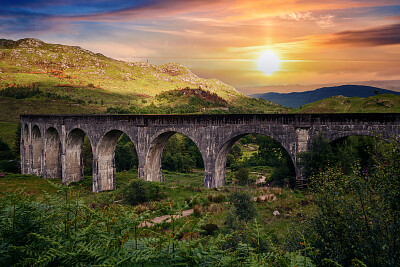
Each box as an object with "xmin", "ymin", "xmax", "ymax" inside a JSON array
[
  {"xmin": 212, "ymin": 193, "xmax": 226, "ymax": 203},
  {"xmin": 227, "ymin": 191, "xmax": 257, "ymax": 222},
  {"xmin": 304, "ymin": 142, "xmax": 400, "ymax": 266},
  {"xmin": 0, "ymin": 85, "xmax": 42, "ymax": 99},
  {"xmin": 235, "ymin": 168, "xmax": 250, "ymax": 185},
  {"xmin": 193, "ymin": 204, "xmax": 203, "ymax": 217},
  {"xmin": 0, "ymin": 138, "xmax": 13, "ymax": 160},
  {"xmin": 122, "ymin": 179, "xmax": 161, "ymax": 206},
  {"xmin": 201, "ymin": 224, "xmax": 219, "ymax": 235},
  {"xmin": 0, "ymin": 160, "xmax": 19, "ymax": 173}
]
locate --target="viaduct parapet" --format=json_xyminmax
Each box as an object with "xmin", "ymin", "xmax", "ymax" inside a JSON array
[{"xmin": 20, "ymin": 114, "xmax": 400, "ymax": 192}]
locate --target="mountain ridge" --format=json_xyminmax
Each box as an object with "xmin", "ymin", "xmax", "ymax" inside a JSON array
[
  {"xmin": 252, "ymin": 85, "xmax": 400, "ymax": 108},
  {"xmin": 291, "ymin": 93, "xmax": 400, "ymax": 113}
]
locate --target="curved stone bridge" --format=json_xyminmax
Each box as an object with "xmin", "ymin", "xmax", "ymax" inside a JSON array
[{"xmin": 20, "ymin": 114, "xmax": 400, "ymax": 192}]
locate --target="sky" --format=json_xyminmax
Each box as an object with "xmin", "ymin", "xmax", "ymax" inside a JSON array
[{"xmin": 1, "ymin": 0, "xmax": 400, "ymax": 94}]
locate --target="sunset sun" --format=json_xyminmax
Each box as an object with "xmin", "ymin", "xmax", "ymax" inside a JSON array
[{"xmin": 257, "ymin": 50, "xmax": 280, "ymax": 75}]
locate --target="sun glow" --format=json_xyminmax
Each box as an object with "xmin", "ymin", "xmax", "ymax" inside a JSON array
[{"xmin": 257, "ymin": 50, "xmax": 280, "ymax": 75}]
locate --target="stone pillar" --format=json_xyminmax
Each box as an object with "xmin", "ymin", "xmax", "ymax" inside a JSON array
[
  {"xmin": 20, "ymin": 123, "xmax": 27, "ymax": 174},
  {"xmin": 136, "ymin": 127, "xmax": 149, "ymax": 181},
  {"xmin": 203, "ymin": 156, "xmax": 219, "ymax": 188},
  {"xmin": 295, "ymin": 127, "xmax": 310, "ymax": 188},
  {"xmin": 25, "ymin": 123, "xmax": 33, "ymax": 175},
  {"xmin": 61, "ymin": 124, "xmax": 67, "ymax": 183},
  {"xmin": 92, "ymin": 151, "xmax": 100, "ymax": 193}
]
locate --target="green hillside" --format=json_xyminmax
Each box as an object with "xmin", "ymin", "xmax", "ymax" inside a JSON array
[
  {"xmin": 292, "ymin": 94, "xmax": 400, "ymax": 113},
  {"xmin": 0, "ymin": 38, "xmax": 242, "ymax": 100},
  {"xmin": 0, "ymin": 38, "xmax": 288, "ymax": 113},
  {"xmin": 0, "ymin": 38, "xmax": 289, "ymax": 147}
]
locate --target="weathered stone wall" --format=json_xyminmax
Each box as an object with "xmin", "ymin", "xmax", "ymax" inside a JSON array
[{"xmin": 20, "ymin": 114, "xmax": 400, "ymax": 192}]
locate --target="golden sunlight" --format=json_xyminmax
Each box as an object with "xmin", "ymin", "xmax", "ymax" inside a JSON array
[{"xmin": 257, "ymin": 50, "xmax": 280, "ymax": 75}]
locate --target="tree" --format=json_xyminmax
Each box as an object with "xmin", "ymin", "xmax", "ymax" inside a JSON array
[
  {"xmin": 299, "ymin": 134, "xmax": 389, "ymax": 178},
  {"xmin": 114, "ymin": 134, "xmax": 138, "ymax": 172},
  {"xmin": 305, "ymin": 142, "xmax": 400, "ymax": 266},
  {"xmin": 0, "ymin": 138, "xmax": 17, "ymax": 173},
  {"xmin": 230, "ymin": 144, "xmax": 242, "ymax": 161},
  {"xmin": 0, "ymin": 138, "xmax": 13, "ymax": 160},
  {"xmin": 298, "ymin": 133, "xmax": 336, "ymax": 178},
  {"xmin": 225, "ymin": 191, "xmax": 257, "ymax": 234},
  {"xmin": 82, "ymin": 136, "xmax": 93, "ymax": 176}
]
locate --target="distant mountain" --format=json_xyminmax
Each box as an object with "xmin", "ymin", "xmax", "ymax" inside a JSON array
[
  {"xmin": 252, "ymin": 85, "xmax": 400, "ymax": 108},
  {"xmin": 291, "ymin": 94, "xmax": 400, "ymax": 113}
]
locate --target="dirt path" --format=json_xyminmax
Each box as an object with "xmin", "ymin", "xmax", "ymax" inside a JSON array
[{"xmin": 139, "ymin": 209, "xmax": 194, "ymax": 228}]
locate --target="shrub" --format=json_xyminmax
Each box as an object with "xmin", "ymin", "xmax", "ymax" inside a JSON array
[
  {"xmin": 0, "ymin": 85, "xmax": 42, "ymax": 99},
  {"xmin": 212, "ymin": 193, "xmax": 226, "ymax": 203},
  {"xmin": 193, "ymin": 204, "xmax": 203, "ymax": 217},
  {"xmin": 235, "ymin": 168, "xmax": 250, "ymax": 185},
  {"xmin": 122, "ymin": 179, "xmax": 161, "ymax": 206},
  {"xmin": 201, "ymin": 224, "xmax": 219, "ymax": 235},
  {"xmin": 0, "ymin": 160, "xmax": 18, "ymax": 173},
  {"xmin": 304, "ymin": 142, "xmax": 400, "ymax": 266},
  {"xmin": 227, "ymin": 191, "xmax": 257, "ymax": 222}
]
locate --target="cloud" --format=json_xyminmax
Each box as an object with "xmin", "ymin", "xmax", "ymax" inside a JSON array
[
  {"xmin": 279, "ymin": 12, "xmax": 335, "ymax": 28},
  {"xmin": 328, "ymin": 23, "xmax": 400, "ymax": 46}
]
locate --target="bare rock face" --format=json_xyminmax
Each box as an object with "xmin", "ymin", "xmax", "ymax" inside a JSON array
[
  {"xmin": 155, "ymin": 63, "xmax": 186, "ymax": 76},
  {"xmin": 0, "ymin": 38, "xmax": 45, "ymax": 49},
  {"xmin": 0, "ymin": 39, "xmax": 15, "ymax": 48},
  {"xmin": 17, "ymin": 38, "xmax": 45, "ymax": 48}
]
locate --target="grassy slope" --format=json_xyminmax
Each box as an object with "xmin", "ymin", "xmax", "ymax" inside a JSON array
[
  {"xmin": 0, "ymin": 96, "xmax": 100, "ymax": 124},
  {"xmin": 0, "ymin": 38, "xmax": 288, "ymax": 149},
  {"xmin": 292, "ymin": 94, "xmax": 400, "ymax": 113},
  {"xmin": 0, "ymin": 172, "xmax": 315, "ymax": 243},
  {"xmin": 0, "ymin": 38, "xmax": 242, "ymax": 100}
]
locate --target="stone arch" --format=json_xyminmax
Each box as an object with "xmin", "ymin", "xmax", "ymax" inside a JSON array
[
  {"xmin": 213, "ymin": 131, "xmax": 295, "ymax": 188},
  {"xmin": 144, "ymin": 130, "xmax": 205, "ymax": 183},
  {"xmin": 44, "ymin": 127, "xmax": 62, "ymax": 179},
  {"xmin": 31, "ymin": 125, "xmax": 42, "ymax": 176},
  {"xmin": 326, "ymin": 131, "xmax": 391, "ymax": 144},
  {"xmin": 65, "ymin": 128, "xmax": 93, "ymax": 184},
  {"xmin": 95, "ymin": 130, "xmax": 137, "ymax": 192},
  {"xmin": 22, "ymin": 124, "xmax": 30, "ymax": 173}
]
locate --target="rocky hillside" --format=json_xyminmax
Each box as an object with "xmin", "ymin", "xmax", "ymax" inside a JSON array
[
  {"xmin": 0, "ymin": 38, "xmax": 290, "ymax": 147},
  {"xmin": 0, "ymin": 38, "xmax": 241, "ymax": 100}
]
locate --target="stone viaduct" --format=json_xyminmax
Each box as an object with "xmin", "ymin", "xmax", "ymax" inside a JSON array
[{"xmin": 20, "ymin": 114, "xmax": 400, "ymax": 192}]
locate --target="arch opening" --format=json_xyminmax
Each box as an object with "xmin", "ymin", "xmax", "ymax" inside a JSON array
[
  {"xmin": 330, "ymin": 135, "xmax": 390, "ymax": 175},
  {"xmin": 299, "ymin": 133, "xmax": 391, "ymax": 179},
  {"xmin": 44, "ymin": 127, "xmax": 62, "ymax": 179},
  {"xmin": 215, "ymin": 133, "xmax": 296, "ymax": 188},
  {"xmin": 115, "ymin": 133, "xmax": 138, "ymax": 174},
  {"xmin": 96, "ymin": 130, "xmax": 137, "ymax": 192},
  {"xmin": 31, "ymin": 125, "xmax": 42, "ymax": 176},
  {"xmin": 65, "ymin": 129, "xmax": 92, "ymax": 184},
  {"xmin": 146, "ymin": 132, "xmax": 204, "ymax": 187}
]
